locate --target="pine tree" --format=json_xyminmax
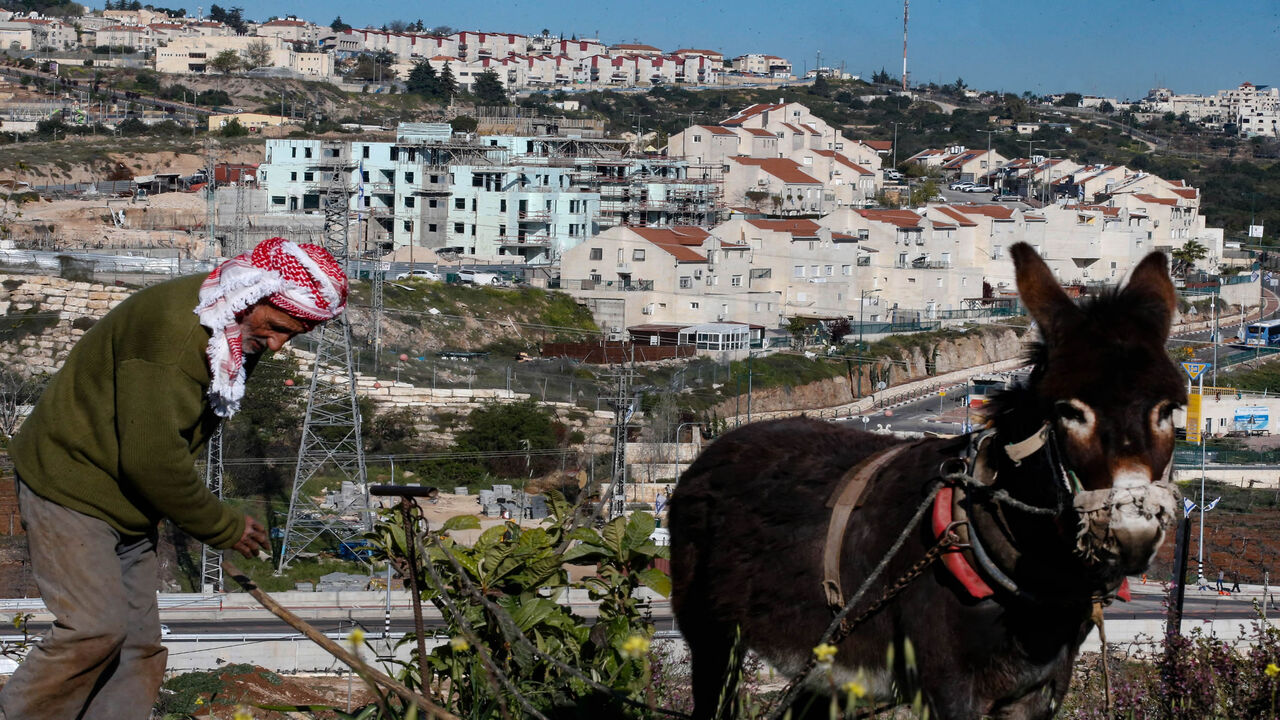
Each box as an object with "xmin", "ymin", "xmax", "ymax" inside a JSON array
[
  {"xmin": 472, "ymin": 68, "xmax": 506, "ymax": 104},
  {"xmin": 406, "ymin": 59, "xmax": 439, "ymax": 98},
  {"xmin": 438, "ymin": 62, "xmax": 457, "ymax": 101}
]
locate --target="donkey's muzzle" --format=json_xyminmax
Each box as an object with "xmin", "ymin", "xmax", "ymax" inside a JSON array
[{"xmin": 1072, "ymin": 482, "xmax": 1179, "ymax": 574}]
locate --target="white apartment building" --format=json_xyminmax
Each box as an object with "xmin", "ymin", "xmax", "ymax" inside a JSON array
[
  {"xmin": 732, "ymin": 54, "xmax": 792, "ymax": 77},
  {"xmin": 155, "ymin": 35, "xmax": 333, "ymax": 77},
  {"xmin": 9, "ymin": 17, "xmax": 76, "ymax": 51},
  {"xmin": 254, "ymin": 18, "xmax": 323, "ymax": 45}
]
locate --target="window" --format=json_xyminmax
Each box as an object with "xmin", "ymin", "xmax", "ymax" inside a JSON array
[
  {"xmin": 404, "ymin": 196, "xmax": 415, "ymax": 208},
  {"xmin": 455, "ymin": 198, "xmax": 466, "ymax": 209},
  {"xmin": 291, "ymin": 147, "xmax": 296, "ymax": 158},
  {"xmin": 590, "ymin": 248, "xmax": 603, "ymax": 260},
  {"xmin": 632, "ymin": 249, "xmax": 646, "ymax": 261},
  {"xmin": 937, "ymin": 277, "xmax": 944, "ymax": 287},
  {"xmin": 824, "ymin": 265, "xmax": 833, "ymax": 276},
  {"xmin": 403, "ymin": 220, "xmax": 412, "ymax": 232},
  {"xmin": 690, "ymin": 301, "xmax": 700, "ymax": 309},
  {"xmin": 362, "ymin": 145, "xmax": 370, "ymax": 159},
  {"xmin": 429, "ymin": 199, "xmax": 438, "ymax": 208},
  {"xmin": 303, "ymin": 172, "xmax": 313, "ymax": 182},
  {"xmin": 471, "ymin": 224, "xmax": 476, "ymax": 236},
  {"xmin": 390, "ymin": 148, "xmax": 398, "ymax": 161},
  {"xmin": 841, "ymin": 265, "xmax": 851, "ymax": 276},
  {"xmin": 290, "ymin": 171, "xmax": 297, "ymax": 181},
  {"xmin": 498, "ymin": 224, "xmax": 506, "ymax": 236},
  {"xmin": 361, "ymin": 171, "xmax": 370, "ymax": 182},
  {"xmin": 271, "ymin": 196, "xmax": 285, "ymax": 205},
  {"xmin": 405, "ymin": 172, "xmax": 414, "ymax": 184},
  {"xmin": 428, "ymin": 223, "xmax": 437, "ymax": 232},
  {"xmin": 680, "ymin": 277, "xmax": 693, "ymax": 289},
  {"xmin": 304, "ymin": 147, "xmax": 312, "ymax": 158},
  {"xmin": 731, "ymin": 275, "xmax": 742, "ymax": 287},
  {"xmin": 793, "ymin": 265, "xmax": 805, "ymax": 277},
  {"xmin": 692, "ymin": 135, "xmax": 702, "ymax": 143},
  {"xmin": 454, "ymin": 222, "xmax": 465, "ymax": 233},
  {"xmin": 500, "ymin": 199, "xmax": 507, "ymax": 212}
]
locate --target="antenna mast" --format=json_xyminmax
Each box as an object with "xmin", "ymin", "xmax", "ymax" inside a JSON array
[{"xmin": 902, "ymin": 0, "xmax": 909, "ymax": 92}]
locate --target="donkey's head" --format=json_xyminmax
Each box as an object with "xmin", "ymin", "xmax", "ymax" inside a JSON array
[{"xmin": 1010, "ymin": 242, "xmax": 1185, "ymax": 574}]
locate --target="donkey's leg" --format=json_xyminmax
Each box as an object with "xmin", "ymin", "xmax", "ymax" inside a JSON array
[{"xmin": 685, "ymin": 621, "xmax": 744, "ymax": 720}]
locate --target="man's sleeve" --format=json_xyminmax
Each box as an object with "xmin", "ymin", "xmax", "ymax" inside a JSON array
[{"xmin": 116, "ymin": 359, "xmax": 245, "ymax": 549}]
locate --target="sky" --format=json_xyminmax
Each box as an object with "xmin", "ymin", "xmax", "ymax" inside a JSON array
[{"xmin": 157, "ymin": 0, "xmax": 1279, "ymax": 100}]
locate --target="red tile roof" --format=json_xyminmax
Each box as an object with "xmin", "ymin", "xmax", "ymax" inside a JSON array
[
  {"xmin": 612, "ymin": 43, "xmax": 661, "ymax": 51},
  {"xmin": 814, "ymin": 150, "xmax": 873, "ymax": 175},
  {"xmin": 630, "ymin": 226, "xmax": 711, "ymax": 262},
  {"xmin": 721, "ymin": 103, "xmax": 785, "ymax": 126},
  {"xmin": 780, "ymin": 122, "xmax": 806, "ymax": 134},
  {"xmin": 1171, "ymin": 187, "xmax": 1198, "ymax": 199},
  {"xmin": 952, "ymin": 204, "xmax": 1015, "ymax": 220},
  {"xmin": 799, "ymin": 123, "xmax": 822, "ymax": 135},
  {"xmin": 932, "ymin": 206, "xmax": 978, "ymax": 226},
  {"xmin": 699, "ymin": 124, "xmax": 736, "ymax": 136},
  {"xmin": 1133, "ymin": 193, "xmax": 1177, "ymax": 206},
  {"xmin": 674, "ymin": 48, "xmax": 723, "ymax": 57},
  {"xmin": 745, "ymin": 218, "xmax": 821, "ymax": 236},
  {"xmin": 857, "ymin": 209, "xmax": 924, "ymax": 228},
  {"xmin": 861, "ymin": 140, "xmax": 893, "ymax": 151},
  {"xmin": 731, "ymin": 157, "xmax": 821, "ymax": 184},
  {"xmin": 741, "ymin": 127, "xmax": 776, "ymax": 137}
]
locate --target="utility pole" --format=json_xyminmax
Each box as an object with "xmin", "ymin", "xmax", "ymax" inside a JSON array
[
  {"xmin": 599, "ymin": 361, "xmax": 636, "ymax": 519},
  {"xmin": 279, "ymin": 140, "xmax": 371, "ymax": 571},
  {"xmin": 978, "ymin": 129, "xmax": 997, "ymax": 189}
]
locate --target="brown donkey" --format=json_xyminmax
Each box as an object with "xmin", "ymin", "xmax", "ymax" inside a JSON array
[{"xmin": 669, "ymin": 243, "xmax": 1184, "ymax": 719}]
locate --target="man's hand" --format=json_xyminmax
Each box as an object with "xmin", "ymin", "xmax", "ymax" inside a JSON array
[{"xmin": 232, "ymin": 514, "xmax": 271, "ymax": 560}]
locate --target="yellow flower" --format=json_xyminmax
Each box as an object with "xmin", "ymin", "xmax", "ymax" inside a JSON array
[
  {"xmin": 450, "ymin": 636, "xmax": 470, "ymax": 652},
  {"xmin": 812, "ymin": 643, "xmax": 838, "ymax": 664},
  {"xmin": 194, "ymin": 697, "xmax": 204, "ymax": 706},
  {"xmin": 620, "ymin": 634, "xmax": 651, "ymax": 659},
  {"xmin": 842, "ymin": 680, "xmax": 867, "ymax": 698},
  {"xmin": 233, "ymin": 708, "xmax": 255, "ymax": 720},
  {"xmin": 1267, "ymin": 662, "xmax": 1280, "ymax": 678},
  {"xmin": 347, "ymin": 628, "xmax": 365, "ymax": 647}
]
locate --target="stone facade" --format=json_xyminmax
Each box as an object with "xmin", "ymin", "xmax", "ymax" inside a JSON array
[{"xmin": 1, "ymin": 274, "xmax": 132, "ymax": 377}]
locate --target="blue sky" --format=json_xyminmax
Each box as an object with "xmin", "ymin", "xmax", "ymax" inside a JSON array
[{"xmin": 166, "ymin": 0, "xmax": 1277, "ymax": 100}]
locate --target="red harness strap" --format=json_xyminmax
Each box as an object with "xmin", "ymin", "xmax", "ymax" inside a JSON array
[
  {"xmin": 932, "ymin": 486, "xmax": 995, "ymax": 599},
  {"xmin": 931, "ymin": 487, "xmax": 1132, "ymax": 602}
]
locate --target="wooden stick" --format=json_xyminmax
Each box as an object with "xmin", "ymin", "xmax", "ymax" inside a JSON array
[{"xmin": 220, "ymin": 557, "xmax": 459, "ymax": 720}]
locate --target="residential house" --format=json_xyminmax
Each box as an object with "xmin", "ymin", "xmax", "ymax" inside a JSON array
[
  {"xmin": 155, "ymin": 35, "xmax": 333, "ymax": 77},
  {"xmin": 255, "ymin": 17, "xmax": 322, "ymax": 45},
  {"xmin": 609, "ymin": 42, "xmax": 662, "ymax": 57},
  {"xmin": 723, "ymin": 157, "xmax": 825, "ymax": 215},
  {"xmin": 731, "ymin": 53, "xmax": 791, "ymax": 77},
  {"xmin": 665, "ymin": 124, "xmax": 740, "ymax": 167}
]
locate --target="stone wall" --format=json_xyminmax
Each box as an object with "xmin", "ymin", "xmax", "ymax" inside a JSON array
[{"xmin": 1, "ymin": 274, "xmax": 132, "ymax": 377}]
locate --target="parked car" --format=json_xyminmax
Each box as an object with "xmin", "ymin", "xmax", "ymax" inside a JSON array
[
  {"xmin": 457, "ymin": 270, "xmax": 502, "ymax": 286},
  {"xmin": 992, "ymin": 194, "xmax": 1024, "ymax": 203},
  {"xmin": 964, "ymin": 184, "xmax": 993, "ymax": 193},
  {"xmin": 948, "ymin": 181, "xmax": 974, "ymax": 191},
  {"xmin": 395, "ymin": 269, "xmax": 441, "ymax": 281}
]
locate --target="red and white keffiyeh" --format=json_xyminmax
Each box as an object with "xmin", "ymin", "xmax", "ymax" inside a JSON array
[{"xmin": 195, "ymin": 237, "xmax": 348, "ymax": 417}]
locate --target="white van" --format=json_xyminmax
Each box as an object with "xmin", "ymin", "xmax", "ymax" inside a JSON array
[{"xmin": 458, "ymin": 270, "xmax": 501, "ymax": 286}]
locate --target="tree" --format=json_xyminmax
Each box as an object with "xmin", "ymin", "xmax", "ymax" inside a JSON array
[
  {"xmin": 455, "ymin": 399, "xmax": 563, "ymax": 478},
  {"xmin": 472, "ymin": 68, "xmax": 507, "ymax": 104},
  {"xmin": 208, "ymin": 48, "xmax": 240, "ymax": 74},
  {"xmin": 329, "ymin": 15, "xmax": 350, "ymax": 32},
  {"xmin": 1054, "ymin": 92, "xmax": 1082, "ymax": 108},
  {"xmin": 811, "ymin": 73, "xmax": 830, "ymax": 98},
  {"xmin": 449, "ymin": 115, "xmax": 477, "ymax": 134},
  {"xmin": 243, "ymin": 39, "xmax": 272, "ymax": 69},
  {"xmin": 786, "ymin": 316, "xmax": 811, "ymax": 349},
  {"xmin": 219, "ymin": 117, "xmax": 248, "ymax": 137},
  {"xmin": 1171, "ymin": 240, "xmax": 1209, "ymax": 277},
  {"xmin": 1098, "ymin": 100, "xmax": 1115, "ymax": 114},
  {"xmin": 405, "ymin": 59, "xmax": 438, "ymax": 97},
  {"xmin": 437, "ymin": 62, "xmax": 456, "ymax": 99},
  {"xmin": 827, "ymin": 318, "xmax": 852, "ymax": 346},
  {"xmin": 0, "ymin": 370, "xmax": 47, "ymax": 441}
]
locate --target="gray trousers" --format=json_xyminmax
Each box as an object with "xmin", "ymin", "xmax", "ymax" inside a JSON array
[{"xmin": 0, "ymin": 480, "xmax": 167, "ymax": 720}]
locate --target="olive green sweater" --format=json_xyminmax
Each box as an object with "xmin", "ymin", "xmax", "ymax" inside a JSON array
[{"xmin": 11, "ymin": 274, "xmax": 245, "ymax": 549}]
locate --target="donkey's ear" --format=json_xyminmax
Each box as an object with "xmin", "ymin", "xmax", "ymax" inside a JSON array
[
  {"xmin": 1011, "ymin": 242, "xmax": 1077, "ymax": 337},
  {"xmin": 1120, "ymin": 251, "xmax": 1177, "ymax": 336}
]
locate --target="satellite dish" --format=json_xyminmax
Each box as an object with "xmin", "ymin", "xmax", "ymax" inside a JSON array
[{"xmin": 876, "ymin": 381, "xmax": 887, "ymax": 390}]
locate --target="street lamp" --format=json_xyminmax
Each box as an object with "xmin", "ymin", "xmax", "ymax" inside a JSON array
[
  {"xmin": 858, "ymin": 288, "xmax": 882, "ymax": 350},
  {"xmin": 1037, "ymin": 149, "xmax": 1064, "ymax": 204},
  {"xmin": 890, "ymin": 122, "xmax": 901, "ymax": 171}
]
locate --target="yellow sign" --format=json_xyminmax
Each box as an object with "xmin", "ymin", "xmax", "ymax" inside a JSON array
[{"xmin": 1186, "ymin": 394, "xmax": 1202, "ymax": 443}]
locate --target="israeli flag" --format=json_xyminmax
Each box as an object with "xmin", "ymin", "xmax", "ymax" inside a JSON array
[
  {"xmin": 1183, "ymin": 497, "xmax": 1197, "ymax": 518},
  {"xmin": 355, "ymin": 160, "xmax": 365, "ymax": 217},
  {"xmin": 1204, "ymin": 497, "xmax": 1221, "ymax": 512}
]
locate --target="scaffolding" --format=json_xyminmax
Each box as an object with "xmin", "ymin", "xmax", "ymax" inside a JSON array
[{"xmin": 278, "ymin": 140, "xmax": 372, "ymax": 571}]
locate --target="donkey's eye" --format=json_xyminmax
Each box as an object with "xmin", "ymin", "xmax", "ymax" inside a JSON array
[{"xmin": 1056, "ymin": 401, "xmax": 1087, "ymax": 424}]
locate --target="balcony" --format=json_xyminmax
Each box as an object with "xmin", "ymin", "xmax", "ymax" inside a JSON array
[
  {"xmin": 518, "ymin": 210, "xmax": 551, "ymax": 221},
  {"xmin": 499, "ymin": 235, "xmax": 552, "ymax": 246}
]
